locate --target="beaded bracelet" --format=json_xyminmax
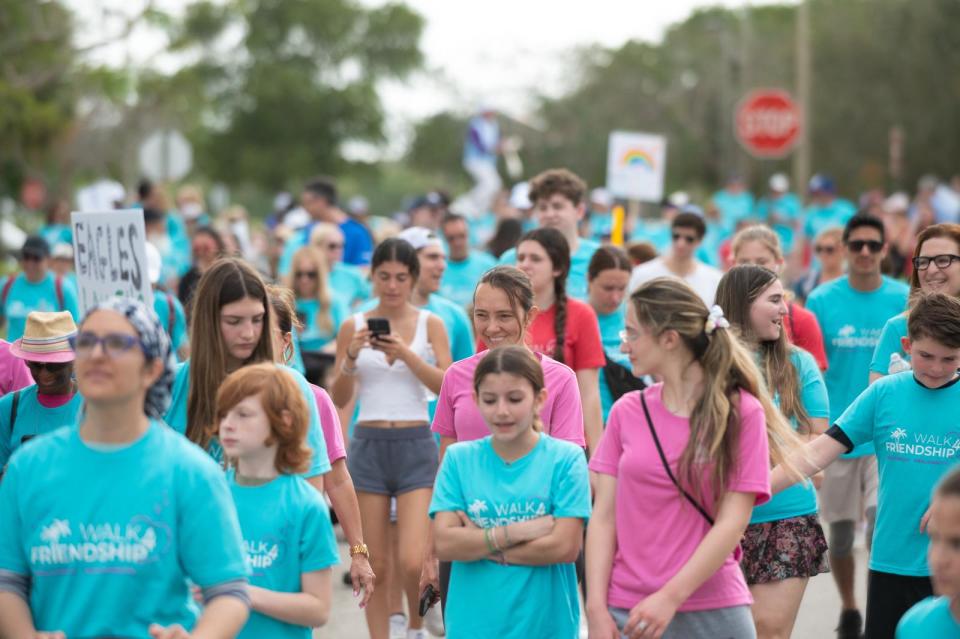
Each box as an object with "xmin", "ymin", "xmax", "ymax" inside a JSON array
[{"xmin": 483, "ymin": 527, "xmax": 497, "ymax": 554}]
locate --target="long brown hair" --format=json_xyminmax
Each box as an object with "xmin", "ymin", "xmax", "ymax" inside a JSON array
[
  {"xmin": 287, "ymin": 246, "xmax": 334, "ymax": 333},
  {"xmin": 519, "ymin": 228, "xmax": 570, "ymax": 363},
  {"xmin": 473, "ymin": 345, "xmax": 545, "ymax": 432},
  {"xmin": 267, "ymin": 284, "xmax": 301, "ymax": 365},
  {"xmin": 216, "ymin": 363, "xmax": 311, "ymax": 474},
  {"xmin": 187, "ymin": 258, "xmax": 275, "ymax": 447},
  {"xmin": 716, "ymin": 265, "xmax": 811, "ymax": 433},
  {"xmin": 630, "ymin": 277, "xmax": 804, "ymax": 504}
]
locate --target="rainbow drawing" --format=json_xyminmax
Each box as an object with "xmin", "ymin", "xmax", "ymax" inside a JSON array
[{"xmin": 620, "ymin": 148, "xmax": 656, "ymax": 170}]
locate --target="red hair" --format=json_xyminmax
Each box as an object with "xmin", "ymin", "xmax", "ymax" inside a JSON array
[{"xmin": 216, "ymin": 363, "xmax": 311, "ymax": 474}]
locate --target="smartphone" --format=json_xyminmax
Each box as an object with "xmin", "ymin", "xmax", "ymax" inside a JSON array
[
  {"xmin": 367, "ymin": 317, "xmax": 391, "ymax": 339},
  {"xmin": 418, "ymin": 584, "xmax": 437, "ymax": 617}
]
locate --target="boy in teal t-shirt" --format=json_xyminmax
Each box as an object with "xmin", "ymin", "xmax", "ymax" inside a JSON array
[
  {"xmin": 897, "ymin": 467, "xmax": 960, "ymax": 638},
  {"xmin": 440, "ymin": 213, "xmax": 497, "ymax": 309},
  {"xmin": 0, "ymin": 253, "xmax": 80, "ymax": 342},
  {"xmin": 773, "ymin": 292, "xmax": 960, "ymax": 639}
]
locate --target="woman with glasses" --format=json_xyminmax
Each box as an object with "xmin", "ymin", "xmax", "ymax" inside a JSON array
[
  {"xmin": 870, "ymin": 223, "xmax": 960, "ymax": 382},
  {"xmin": 0, "ymin": 311, "xmax": 82, "ymax": 469},
  {"xmin": 309, "ymin": 223, "xmax": 371, "ymax": 309},
  {"xmin": 0, "ymin": 298, "xmax": 249, "ymax": 638},
  {"xmin": 288, "ymin": 246, "xmax": 350, "ymax": 384},
  {"xmin": 731, "ymin": 225, "xmax": 827, "ymax": 371},
  {"xmin": 793, "ymin": 227, "xmax": 845, "ymax": 304}
]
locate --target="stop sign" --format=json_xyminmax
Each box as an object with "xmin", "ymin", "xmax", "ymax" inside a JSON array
[{"xmin": 735, "ymin": 89, "xmax": 802, "ymax": 158}]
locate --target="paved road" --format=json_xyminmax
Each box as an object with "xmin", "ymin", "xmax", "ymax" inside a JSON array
[{"xmin": 316, "ymin": 540, "xmax": 870, "ymax": 639}]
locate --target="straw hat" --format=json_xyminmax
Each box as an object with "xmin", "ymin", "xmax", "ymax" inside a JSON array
[{"xmin": 10, "ymin": 311, "xmax": 77, "ymax": 363}]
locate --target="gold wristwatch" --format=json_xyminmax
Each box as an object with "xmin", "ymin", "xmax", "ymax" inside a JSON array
[{"xmin": 350, "ymin": 543, "xmax": 370, "ymax": 559}]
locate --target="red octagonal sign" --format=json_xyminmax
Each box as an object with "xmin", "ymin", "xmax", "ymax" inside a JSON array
[{"xmin": 735, "ymin": 89, "xmax": 802, "ymax": 158}]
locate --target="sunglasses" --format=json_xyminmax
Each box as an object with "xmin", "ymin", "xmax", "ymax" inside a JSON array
[
  {"xmin": 913, "ymin": 254, "xmax": 960, "ymax": 271},
  {"xmin": 69, "ymin": 332, "xmax": 145, "ymax": 358},
  {"xmin": 672, "ymin": 233, "xmax": 698, "ymax": 244},
  {"xmin": 327, "ymin": 243, "xmax": 344, "ymax": 250},
  {"xmin": 295, "ymin": 270, "xmax": 319, "ymax": 279},
  {"xmin": 21, "ymin": 253, "xmax": 45, "ymax": 262},
  {"xmin": 26, "ymin": 360, "xmax": 71, "ymax": 372},
  {"xmin": 846, "ymin": 239, "xmax": 884, "ymax": 253},
  {"xmin": 814, "ymin": 245, "xmax": 837, "ymax": 255}
]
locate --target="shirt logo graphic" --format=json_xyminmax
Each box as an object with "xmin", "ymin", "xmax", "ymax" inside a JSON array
[
  {"xmin": 886, "ymin": 427, "xmax": 960, "ymax": 461},
  {"xmin": 31, "ymin": 517, "xmax": 166, "ymax": 570}
]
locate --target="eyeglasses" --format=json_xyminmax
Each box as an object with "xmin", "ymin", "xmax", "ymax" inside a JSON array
[
  {"xmin": 846, "ymin": 239, "xmax": 884, "ymax": 253},
  {"xmin": 294, "ymin": 270, "xmax": 318, "ymax": 279},
  {"xmin": 26, "ymin": 360, "xmax": 71, "ymax": 372},
  {"xmin": 672, "ymin": 233, "xmax": 697, "ymax": 244},
  {"xmin": 69, "ymin": 332, "xmax": 145, "ymax": 358},
  {"xmin": 618, "ymin": 329, "xmax": 641, "ymax": 343},
  {"xmin": 326, "ymin": 243, "xmax": 344, "ymax": 250},
  {"xmin": 913, "ymin": 254, "xmax": 960, "ymax": 271},
  {"xmin": 814, "ymin": 245, "xmax": 837, "ymax": 255}
]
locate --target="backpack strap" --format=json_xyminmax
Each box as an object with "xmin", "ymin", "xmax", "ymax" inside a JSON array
[
  {"xmin": 1, "ymin": 275, "xmax": 15, "ymax": 315},
  {"xmin": 166, "ymin": 292, "xmax": 175, "ymax": 337},
  {"xmin": 9, "ymin": 389, "xmax": 21, "ymax": 432},
  {"xmin": 54, "ymin": 275, "xmax": 64, "ymax": 311}
]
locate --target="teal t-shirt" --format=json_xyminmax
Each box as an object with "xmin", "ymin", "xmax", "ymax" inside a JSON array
[
  {"xmin": 712, "ymin": 189, "xmax": 756, "ymax": 234},
  {"xmin": 0, "ymin": 422, "xmax": 248, "ymax": 637},
  {"xmin": 870, "ymin": 313, "xmax": 909, "ymax": 375},
  {"xmin": 897, "ymin": 596, "xmax": 960, "ymax": 638},
  {"xmin": 429, "ymin": 434, "xmax": 591, "ymax": 639},
  {"xmin": 39, "ymin": 224, "xmax": 72, "ymax": 249},
  {"xmin": 596, "ymin": 308, "xmax": 630, "ymax": 423},
  {"xmin": 166, "ymin": 361, "xmax": 331, "ymax": 477},
  {"xmin": 229, "ymin": 472, "xmax": 340, "ymax": 639},
  {"xmin": 803, "ymin": 198, "xmax": 857, "ymax": 239},
  {"xmin": 589, "ymin": 211, "xmax": 614, "ymax": 241},
  {"xmin": 296, "ymin": 297, "xmax": 350, "ymax": 352},
  {"xmin": 329, "ymin": 262, "xmax": 371, "ymax": 309},
  {"xmin": 499, "ymin": 237, "xmax": 600, "ymax": 301},
  {"xmin": 153, "ymin": 289, "xmax": 189, "ymax": 360},
  {"xmin": 0, "ymin": 386, "xmax": 83, "ymax": 467},
  {"xmin": 439, "ymin": 251, "xmax": 497, "ymax": 308},
  {"xmin": 750, "ymin": 348, "xmax": 829, "ymax": 524},
  {"xmin": 754, "ymin": 193, "xmax": 802, "ymax": 252},
  {"xmin": 806, "ymin": 276, "xmax": 909, "ymax": 457},
  {"xmin": 0, "ymin": 272, "xmax": 80, "ymax": 341},
  {"xmin": 629, "ymin": 220, "xmax": 672, "ymax": 253},
  {"xmin": 836, "ymin": 371, "xmax": 960, "ymax": 576}
]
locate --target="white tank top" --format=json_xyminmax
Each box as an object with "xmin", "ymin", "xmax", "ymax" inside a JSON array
[{"xmin": 353, "ymin": 310, "xmax": 432, "ymax": 422}]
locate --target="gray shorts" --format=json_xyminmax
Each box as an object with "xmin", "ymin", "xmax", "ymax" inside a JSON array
[
  {"xmin": 609, "ymin": 604, "xmax": 756, "ymax": 639},
  {"xmin": 347, "ymin": 425, "xmax": 438, "ymax": 496}
]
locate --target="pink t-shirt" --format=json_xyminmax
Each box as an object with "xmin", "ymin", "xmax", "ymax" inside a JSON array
[
  {"xmin": 431, "ymin": 351, "xmax": 586, "ymax": 447},
  {"xmin": 310, "ymin": 383, "xmax": 347, "ymax": 464},
  {"xmin": 0, "ymin": 340, "xmax": 32, "ymax": 396},
  {"xmin": 589, "ymin": 384, "xmax": 771, "ymax": 612}
]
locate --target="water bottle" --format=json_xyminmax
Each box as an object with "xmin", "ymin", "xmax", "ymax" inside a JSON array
[{"xmin": 888, "ymin": 353, "xmax": 912, "ymax": 374}]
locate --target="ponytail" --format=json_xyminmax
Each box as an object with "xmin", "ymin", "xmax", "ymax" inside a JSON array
[{"xmin": 553, "ymin": 279, "xmax": 567, "ymax": 363}]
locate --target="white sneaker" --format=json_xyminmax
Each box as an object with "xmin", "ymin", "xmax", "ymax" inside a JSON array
[
  {"xmin": 389, "ymin": 613, "xmax": 408, "ymax": 639},
  {"xmin": 406, "ymin": 629, "xmax": 428, "ymax": 639},
  {"xmin": 423, "ymin": 602, "xmax": 446, "ymax": 636}
]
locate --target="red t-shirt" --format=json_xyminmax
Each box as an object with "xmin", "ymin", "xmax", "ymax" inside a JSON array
[
  {"xmin": 784, "ymin": 301, "xmax": 828, "ymax": 371},
  {"xmin": 526, "ymin": 298, "xmax": 605, "ymax": 372}
]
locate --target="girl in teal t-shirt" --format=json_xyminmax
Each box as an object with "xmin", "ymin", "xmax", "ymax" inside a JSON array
[
  {"xmin": 0, "ymin": 298, "xmax": 249, "ymax": 638},
  {"xmin": 429, "ymin": 346, "xmax": 591, "ymax": 639},
  {"xmin": 586, "ymin": 246, "xmax": 641, "ymax": 423},
  {"xmin": 289, "ymin": 246, "xmax": 350, "ymax": 353},
  {"xmin": 215, "ymin": 363, "xmax": 339, "ymax": 639},
  {"xmin": 716, "ymin": 264, "xmax": 831, "ymax": 639}
]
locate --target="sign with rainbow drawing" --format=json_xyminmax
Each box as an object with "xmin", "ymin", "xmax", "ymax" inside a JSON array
[{"xmin": 606, "ymin": 131, "xmax": 667, "ymax": 201}]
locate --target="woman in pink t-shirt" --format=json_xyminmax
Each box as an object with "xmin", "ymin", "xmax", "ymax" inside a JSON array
[
  {"xmin": 422, "ymin": 265, "xmax": 586, "ymax": 606},
  {"xmin": 515, "ymin": 228, "xmax": 604, "ymax": 454},
  {"xmin": 586, "ymin": 277, "xmax": 805, "ymax": 639}
]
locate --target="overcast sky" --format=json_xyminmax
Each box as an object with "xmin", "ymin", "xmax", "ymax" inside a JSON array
[{"xmin": 69, "ymin": 0, "xmax": 781, "ymax": 157}]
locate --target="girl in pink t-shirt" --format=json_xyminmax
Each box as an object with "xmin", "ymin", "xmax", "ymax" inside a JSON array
[
  {"xmin": 268, "ymin": 286, "xmax": 374, "ymax": 608},
  {"xmin": 423, "ymin": 265, "xmax": 586, "ymax": 604},
  {"xmin": 586, "ymin": 277, "xmax": 804, "ymax": 639},
  {"xmin": 515, "ymin": 228, "xmax": 604, "ymax": 454}
]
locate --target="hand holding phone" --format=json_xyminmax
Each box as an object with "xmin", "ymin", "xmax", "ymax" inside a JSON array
[
  {"xmin": 418, "ymin": 584, "xmax": 439, "ymax": 617},
  {"xmin": 367, "ymin": 317, "xmax": 391, "ymax": 340}
]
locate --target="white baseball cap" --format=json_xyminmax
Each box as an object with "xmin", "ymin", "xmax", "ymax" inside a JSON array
[
  {"xmin": 145, "ymin": 242, "xmax": 162, "ymax": 285},
  {"xmin": 590, "ymin": 187, "xmax": 614, "ymax": 207},
  {"xmin": 509, "ymin": 182, "xmax": 531, "ymax": 210},
  {"xmin": 398, "ymin": 226, "xmax": 444, "ymax": 252},
  {"xmin": 769, "ymin": 173, "xmax": 790, "ymax": 192}
]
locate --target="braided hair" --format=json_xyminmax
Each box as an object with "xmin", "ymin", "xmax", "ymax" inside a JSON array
[{"xmin": 519, "ymin": 228, "xmax": 570, "ymax": 363}]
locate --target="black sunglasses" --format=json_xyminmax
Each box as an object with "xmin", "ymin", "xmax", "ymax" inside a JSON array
[
  {"xmin": 295, "ymin": 270, "xmax": 319, "ymax": 279},
  {"xmin": 21, "ymin": 253, "xmax": 45, "ymax": 262},
  {"xmin": 26, "ymin": 360, "xmax": 71, "ymax": 372},
  {"xmin": 846, "ymin": 239, "xmax": 884, "ymax": 253},
  {"xmin": 913, "ymin": 254, "xmax": 960, "ymax": 271},
  {"xmin": 672, "ymin": 233, "xmax": 698, "ymax": 244}
]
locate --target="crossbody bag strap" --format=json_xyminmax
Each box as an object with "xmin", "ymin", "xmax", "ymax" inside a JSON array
[{"xmin": 640, "ymin": 391, "xmax": 715, "ymax": 526}]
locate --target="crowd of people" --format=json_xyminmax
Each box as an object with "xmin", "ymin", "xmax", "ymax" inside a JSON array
[{"xmin": 0, "ymin": 163, "xmax": 959, "ymax": 639}]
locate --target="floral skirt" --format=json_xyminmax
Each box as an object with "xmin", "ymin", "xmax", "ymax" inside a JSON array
[{"xmin": 740, "ymin": 513, "xmax": 830, "ymax": 585}]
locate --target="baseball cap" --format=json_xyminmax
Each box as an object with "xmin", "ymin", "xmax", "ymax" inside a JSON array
[
  {"xmin": 808, "ymin": 174, "xmax": 836, "ymax": 194},
  {"xmin": 20, "ymin": 235, "xmax": 50, "ymax": 260},
  {"xmin": 51, "ymin": 243, "xmax": 73, "ymax": 260},
  {"xmin": 590, "ymin": 188, "xmax": 614, "ymax": 208},
  {"xmin": 509, "ymin": 182, "xmax": 531, "ymax": 210},
  {"xmin": 398, "ymin": 227, "xmax": 444, "ymax": 252},
  {"xmin": 769, "ymin": 173, "xmax": 790, "ymax": 192},
  {"xmin": 145, "ymin": 242, "xmax": 162, "ymax": 285}
]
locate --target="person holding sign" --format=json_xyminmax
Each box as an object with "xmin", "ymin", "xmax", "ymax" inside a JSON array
[
  {"xmin": 0, "ymin": 236, "xmax": 79, "ymax": 341},
  {"xmin": 0, "ymin": 311, "xmax": 83, "ymax": 469},
  {"xmin": 0, "ymin": 298, "xmax": 249, "ymax": 638}
]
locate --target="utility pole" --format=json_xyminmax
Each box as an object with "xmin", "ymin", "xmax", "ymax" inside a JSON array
[{"xmin": 793, "ymin": 0, "xmax": 811, "ymax": 197}]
